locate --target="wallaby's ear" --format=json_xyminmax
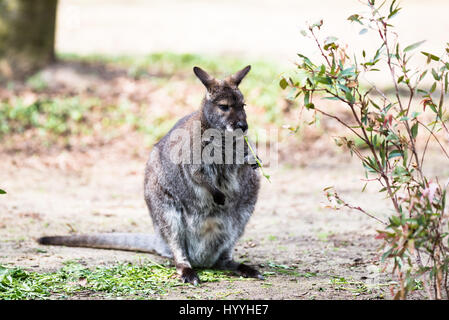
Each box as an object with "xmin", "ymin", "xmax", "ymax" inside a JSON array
[
  {"xmin": 193, "ymin": 66, "xmax": 217, "ymax": 90},
  {"xmin": 227, "ymin": 65, "xmax": 251, "ymax": 86}
]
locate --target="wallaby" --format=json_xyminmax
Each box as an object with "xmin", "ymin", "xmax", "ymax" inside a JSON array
[{"xmin": 38, "ymin": 65, "xmax": 263, "ymax": 285}]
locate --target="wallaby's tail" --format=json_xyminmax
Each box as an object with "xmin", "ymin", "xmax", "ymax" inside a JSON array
[{"xmin": 37, "ymin": 233, "xmax": 172, "ymax": 258}]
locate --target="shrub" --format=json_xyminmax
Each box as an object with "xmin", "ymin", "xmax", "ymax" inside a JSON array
[{"xmin": 281, "ymin": 0, "xmax": 449, "ymax": 299}]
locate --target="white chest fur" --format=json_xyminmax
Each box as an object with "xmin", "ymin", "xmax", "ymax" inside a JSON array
[{"xmin": 185, "ymin": 215, "xmax": 233, "ymax": 267}]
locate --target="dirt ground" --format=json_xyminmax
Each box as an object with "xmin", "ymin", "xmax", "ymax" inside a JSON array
[{"xmin": 2, "ymin": 130, "xmax": 442, "ymax": 299}]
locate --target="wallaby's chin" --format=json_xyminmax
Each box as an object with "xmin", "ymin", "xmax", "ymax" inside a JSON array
[{"xmin": 225, "ymin": 124, "xmax": 234, "ymax": 133}]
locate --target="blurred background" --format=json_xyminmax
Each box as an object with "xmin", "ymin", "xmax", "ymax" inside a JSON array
[
  {"xmin": 1, "ymin": 0, "xmax": 448, "ymax": 300},
  {"xmin": 1, "ymin": 0, "xmax": 448, "ymax": 155},
  {"xmin": 55, "ymin": 0, "xmax": 449, "ymax": 63}
]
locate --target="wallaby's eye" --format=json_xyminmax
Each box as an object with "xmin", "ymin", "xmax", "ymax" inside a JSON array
[{"xmin": 218, "ymin": 104, "xmax": 230, "ymax": 112}]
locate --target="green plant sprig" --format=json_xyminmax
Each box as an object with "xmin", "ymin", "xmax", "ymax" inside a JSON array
[{"xmin": 244, "ymin": 135, "xmax": 271, "ymax": 182}]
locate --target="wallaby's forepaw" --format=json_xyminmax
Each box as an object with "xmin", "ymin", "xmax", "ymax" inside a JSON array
[
  {"xmin": 213, "ymin": 190, "xmax": 226, "ymax": 205},
  {"xmin": 237, "ymin": 263, "xmax": 264, "ymax": 280},
  {"xmin": 181, "ymin": 267, "xmax": 201, "ymax": 286}
]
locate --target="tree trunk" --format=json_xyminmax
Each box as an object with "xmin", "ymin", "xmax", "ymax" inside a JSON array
[{"xmin": 0, "ymin": 0, "xmax": 58, "ymax": 79}]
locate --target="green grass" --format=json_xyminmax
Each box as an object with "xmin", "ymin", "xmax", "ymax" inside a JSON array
[
  {"xmin": 329, "ymin": 276, "xmax": 370, "ymax": 295},
  {"xmin": 328, "ymin": 275, "xmax": 400, "ymax": 297},
  {"xmin": 1, "ymin": 257, "xmax": 321, "ymax": 300},
  {"xmin": 0, "ymin": 260, "xmax": 237, "ymax": 300},
  {"xmin": 0, "ymin": 95, "xmax": 175, "ymax": 146},
  {"xmin": 263, "ymin": 261, "xmax": 318, "ymax": 278},
  {"xmin": 0, "ymin": 97, "xmax": 98, "ymax": 137}
]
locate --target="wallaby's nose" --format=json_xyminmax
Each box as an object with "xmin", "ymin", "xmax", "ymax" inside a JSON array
[{"xmin": 236, "ymin": 121, "xmax": 248, "ymax": 132}]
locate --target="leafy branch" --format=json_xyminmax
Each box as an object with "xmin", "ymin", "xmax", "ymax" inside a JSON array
[{"xmin": 281, "ymin": 0, "xmax": 449, "ymax": 299}]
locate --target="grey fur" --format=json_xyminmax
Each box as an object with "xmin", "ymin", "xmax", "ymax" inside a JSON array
[{"xmin": 37, "ymin": 65, "xmax": 262, "ymax": 284}]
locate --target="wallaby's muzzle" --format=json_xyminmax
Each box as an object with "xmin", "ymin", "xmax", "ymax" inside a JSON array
[{"xmin": 235, "ymin": 121, "xmax": 248, "ymax": 132}]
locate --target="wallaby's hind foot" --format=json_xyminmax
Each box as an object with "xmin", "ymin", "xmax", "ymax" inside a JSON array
[
  {"xmin": 177, "ymin": 264, "xmax": 262, "ymax": 286},
  {"xmin": 237, "ymin": 263, "xmax": 264, "ymax": 280},
  {"xmin": 180, "ymin": 267, "xmax": 200, "ymax": 286},
  {"xmin": 175, "ymin": 263, "xmax": 200, "ymax": 286},
  {"xmin": 213, "ymin": 252, "xmax": 264, "ymax": 281}
]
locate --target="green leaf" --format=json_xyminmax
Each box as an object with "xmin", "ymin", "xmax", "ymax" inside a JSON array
[
  {"xmin": 347, "ymin": 14, "xmax": 363, "ymax": 25},
  {"xmin": 345, "ymin": 91, "xmax": 355, "ymax": 104},
  {"xmin": 321, "ymin": 96, "xmax": 340, "ymax": 101},
  {"xmin": 315, "ymin": 76, "xmax": 333, "ymax": 85},
  {"xmin": 411, "ymin": 112, "xmax": 421, "ymax": 119},
  {"xmin": 411, "ymin": 122, "xmax": 418, "ymax": 139},
  {"xmin": 0, "ymin": 189, "xmax": 6, "ymax": 194},
  {"xmin": 381, "ymin": 248, "xmax": 393, "ymax": 263},
  {"xmin": 421, "ymin": 51, "xmax": 440, "ymax": 62},
  {"xmin": 388, "ymin": 150, "xmax": 402, "ymax": 159},
  {"xmin": 339, "ymin": 66, "xmax": 356, "ymax": 78},
  {"xmin": 417, "ymin": 88, "xmax": 427, "ymax": 95},
  {"xmin": 279, "ymin": 78, "xmax": 288, "ymax": 90},
  {"xmin": 430, "ymin": 82, "xmax": 437, "ymax": 93},
  {"xmin": 386, "ymin": 132, "xmax": 399, "ymax": 142},
  {"xmin": 404, "ymin": 40, "xmax": 426, "ymax": 52},
  {"xmin": 370, "ymin": 100, "xmax": 380, "ymax": 110},
  {"xmin": 361, "ymin": 183, "xmax": 368, "ymax": 192},
  {"xmin": 305, "ymin": 103, "xmax": 315, "ymax": 110},
  {"xmin": 304, "ymin": 91, "xmax": 310, "ymax": 106},
  {"xmin": 297, "ymin": 54, "xmax": 315, "ymax": 68},
  {"xmin": 428, "ymin": 103, "xmax": 438, "ymax": 114},
  {"xmin": 402, "ymin": 148, "xmax": 408, "ymax": 166},
  {"xmin": 431, "ymin": 68, "xmax": 440, "ymax": 81},
  {"xmin": 389, "ymin": 215, "xmax": 401, "ymax": 227},
  {"xmin": 419, "ymin": 70, "xmax": 428, "ymax": 82},
  {"xmin": 337, "ymin": 83, "xmax": 350, "ymax": 93},
  {"xmin": 388, "ymin": 11, "xmax": 401, "ymax": 21}
]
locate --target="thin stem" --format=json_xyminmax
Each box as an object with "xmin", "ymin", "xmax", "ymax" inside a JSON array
[
  {"xmin": 312, "ymin": 105, "xmax": 366, "ymax": 142},
  {"xmin": 381, "ymin": 22, "xmax": 423, "ymax": 182},
  {"xmin": 310, "ymin": 27, "xmax": 332, "ymax": 68},
  {"xmin": 331, "ymin": 191, "xmax": 387, "ymax": 225},
  {"xmin": 418, "ymin": 119, "xmax": 449, "ymax": 162}
]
